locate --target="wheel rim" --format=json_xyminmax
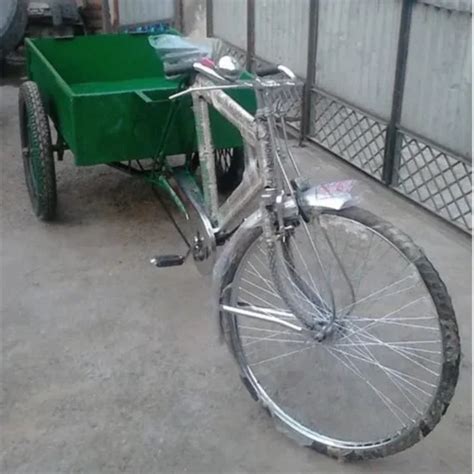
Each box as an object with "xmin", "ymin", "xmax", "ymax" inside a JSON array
[{"xmin": 227, "ymin": 214, "xmax": 445, "ymax": 450}]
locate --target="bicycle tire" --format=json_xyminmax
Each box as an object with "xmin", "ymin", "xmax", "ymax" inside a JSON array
[{"xmin": 218, "ymin": 206, "xmax": 460, "ymax": 461}]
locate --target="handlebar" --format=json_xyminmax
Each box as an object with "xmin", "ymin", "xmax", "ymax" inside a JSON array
[
  {"xmin": 166, "ymin": 61, "xmax": 299, "ymax": 101},
  {"xmin": 256, "ymin": 65, "xmax": 297, "ymax": 81},
  {"xmin": 165, "ymin": 60, "xmax": 296, "ymax": 81},
  {"xmin": 256, "ymin": 66, "xmax": 282, "ymax": 77},
  {"xmin": 193, "ymin": 62, "xmax": 229, "ymax": 83},
  {"xmin": 164, "ymin": 59, "xmax": 229, "ymax": 83}
]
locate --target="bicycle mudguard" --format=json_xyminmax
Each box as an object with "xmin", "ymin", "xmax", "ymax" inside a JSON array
[{"xmin": 212, "ymin": 181, "xmax": 357, "ymax": 342}]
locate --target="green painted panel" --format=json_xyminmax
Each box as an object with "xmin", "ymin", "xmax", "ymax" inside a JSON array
[
  {"xmin": 31, "ymin": 34, "xmax": 169, "ymax": 86},
  {"xmin": 26, "ymin": 39, "xmax": 76, "ymax": 153},
  {"xmin": 26, "ymin": 33, "xmax": 257, "ymax": 166}
]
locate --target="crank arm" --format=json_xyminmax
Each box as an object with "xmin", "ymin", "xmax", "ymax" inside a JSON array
[{"xmin": 151, "ymin": 167, "xmax": 216, "ymax": 275}]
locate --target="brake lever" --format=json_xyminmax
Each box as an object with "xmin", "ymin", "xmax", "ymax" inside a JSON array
[
  {"xmin": 168, "ymin": 60, "xmax": 230, "ymax": 100},
  {"xmin": 193, "ymin": 62, "xmax": 229, "ymax": 84},
  {"xmin": 277, "ymin": 65, "xmax": 297, "ymax": 81}
]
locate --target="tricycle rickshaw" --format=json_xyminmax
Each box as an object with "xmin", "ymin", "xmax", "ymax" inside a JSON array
[{"xmin": 18, "ymin": 31, "xmax": 460, "ymax": 461}]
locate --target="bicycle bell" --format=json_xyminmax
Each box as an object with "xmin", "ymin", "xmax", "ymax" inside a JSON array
[{"xmin": 216, "ymin": 55, "xmax": 241, "ymax": 81}]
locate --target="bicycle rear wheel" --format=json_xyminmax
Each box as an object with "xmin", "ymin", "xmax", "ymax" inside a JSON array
[{"xmin": 219, "ymin": 207, "xmax": 460, "ymax": 460}]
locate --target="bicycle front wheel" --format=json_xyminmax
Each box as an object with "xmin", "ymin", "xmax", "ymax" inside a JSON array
[{"xmin": 219, "ymin": 207, "xmax": 460, "ymax": 460}]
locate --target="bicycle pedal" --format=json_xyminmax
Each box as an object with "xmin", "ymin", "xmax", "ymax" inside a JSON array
[{"xmin": 150, "ymin": 254, "xmax": 186, "ymax": 268}]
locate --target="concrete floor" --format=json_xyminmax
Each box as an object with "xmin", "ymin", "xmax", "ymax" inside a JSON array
[{"xmin": 1, "ymin": 69, "xmax": 472, "ymax": 473}]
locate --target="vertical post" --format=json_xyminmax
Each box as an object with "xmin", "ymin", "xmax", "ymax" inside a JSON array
[
  {"xmin": 112, "ymin": 0, "xmax": 120, "ymax": 31},
  {"xmin": 247, "ymin": 0, "xmax": 256, "ymax": 71},
  {"xmin": 206, "ymin": 0, "xmax": 213, "ymax": 37},
  {"xmin": 101, "ymin": 0, "xmax": 112, "ymax": 33},
  {"xmin": 382, "ymin": 0, "xmax": 414, "ymax": 185},
  {"xmin": 299, "ymin": 0, "xmax": 319, "ymax": 145},
  {"xmin": 174, "ymin": 0, "xmax": 183, "ymax": 32}
]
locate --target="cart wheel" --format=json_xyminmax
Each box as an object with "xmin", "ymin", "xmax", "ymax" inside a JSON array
[
  {"xmin": 19, "ymin": 81, "xmax": 57, "ymax": 221},
  {"xmin": 215, "ymin": 147, "xmax": 244, "ymax": 194}
]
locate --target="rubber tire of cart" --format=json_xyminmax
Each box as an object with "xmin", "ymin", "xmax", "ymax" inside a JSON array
[{"xmin": 19, "ymin": 81, "xmax": 57, "ymax": 221}]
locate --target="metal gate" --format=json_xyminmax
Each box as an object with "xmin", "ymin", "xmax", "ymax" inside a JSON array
[{"xmin": 208, "ymin": 0, "xmax": 472, "ymax": 233}]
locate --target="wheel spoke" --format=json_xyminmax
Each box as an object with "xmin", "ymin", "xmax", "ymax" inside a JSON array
[
  {"xmin": 223, "ymin": 209, "xmax": 454, "ymax": 451},
  {"xmin": 250, "ymin": 250, "xmax": 330, "ymax": 321},
  {"xmin": 249, "ymin": 344, "xmax": 317, "ymax": 367}
]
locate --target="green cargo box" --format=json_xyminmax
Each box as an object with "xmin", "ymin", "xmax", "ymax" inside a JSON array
[{"xmin": 25, "ymin": 33, "xmax": 256, "ymax": 166}]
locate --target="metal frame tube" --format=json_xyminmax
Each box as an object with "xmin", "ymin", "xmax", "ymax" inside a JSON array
[
  {"xmin": 299, "ymin": 0, "xmax": 319, "ymax": 144},
  {"xmin": 192, "ymin": 94, "xmax": 219, "ymax": 225},
  {"xmin": 190, "ymin": 77, "xmax": 275, "ymax": 234},
  {"xmin": 206, "ymin": 0, "xmax": 213, "ymax": 37},
  {"xmin": 247, "ymin": 0, "xmax": 255, "ymax": 71},
  {"xmin": 217, "ymin": 146, "xmax": 263, "ymax": 231},
  {"xmin": 382, "ymin": 0, "xmax": 414, "ymax": 185},
  {"xmin": 193, "ymin": 77, "xmax": 258, "ymax": 146}
]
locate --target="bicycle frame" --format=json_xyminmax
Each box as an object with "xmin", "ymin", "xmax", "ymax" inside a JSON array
[
  {"xmin": 190, "ymin": 75, "xmax": 266, "ymax": 234},
  {"xmin": 160, "ymin": 66, "xmax": 353, "ymax": 279},
  {"xmin": 146, "ymin": 62, "xmax": 460, "ymax": 457}
]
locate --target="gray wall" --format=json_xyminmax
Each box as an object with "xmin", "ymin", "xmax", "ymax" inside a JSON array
[
  {"xmin": 255, "ymin": 0, "xmax": 310, "ymax": 78},
  {"xmin": 209, "ymin": 0, "xmax": 472, "ymax": 231},
  {"xmin": 212, "ymin": 0, "xmax": 247, "ymax": 50},
  {"xmin": 315, "ymin": 0, "xmax": 402, "ymax": 120},
  {"xmin": 211, "ymin": 0, "xmax": 472, "ymax": 160},
  {"xmin": 401, "ymin": 2, "xmax": 472, "ymax": 158},
  {"xmin": 117, "ymin": 0, "xmax": 175, "ymax": 25},
  {"xmin": 182, "ymin": 0, "xmax": 206, "ymax": 37}
]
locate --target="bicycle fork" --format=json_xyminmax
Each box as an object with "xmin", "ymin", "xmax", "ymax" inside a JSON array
[{"xmin": 251, "ymin": 86, "xmax": 345, "ymax": 336}]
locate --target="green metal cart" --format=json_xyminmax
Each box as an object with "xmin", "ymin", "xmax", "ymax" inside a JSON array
[{"xmin": 19, "ymin": 32, "xmax": 256, "ymax": 220}]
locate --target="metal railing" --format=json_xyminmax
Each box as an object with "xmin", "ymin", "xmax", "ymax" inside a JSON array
[{"xmin": 207, "ymin": 0, "xmax": 472, "ymax": 233}]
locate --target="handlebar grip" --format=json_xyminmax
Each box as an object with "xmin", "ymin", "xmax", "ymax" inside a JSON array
[
  {"xmin": 256, "ymin": 65, "xmax": 281, "ymax": 77},
  {"xmin": 164, "ymin": 62, "xmax": 195, "ymax": 76}
]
